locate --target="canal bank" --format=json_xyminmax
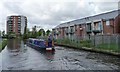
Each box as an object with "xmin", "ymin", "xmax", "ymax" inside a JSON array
[
  {"xmin": 0, "ymin": 38, "xmax": 7, "ymax": 52},
  {"xmin": 55, "ymin": 43, "xmax": 120, "ymax": 57},
  {"xmin": 54, "ymin": 35, "xmax": 120, "ymax": 57}
]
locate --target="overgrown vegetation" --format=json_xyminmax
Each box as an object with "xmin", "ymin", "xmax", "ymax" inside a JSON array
[
  {"xmin": 0, "ymin": 39, "xmax": 7, "ymax": 51},
  {"xmin": 54, "ymin": 38, "xmax": 120, "ymax": 53},
  {"xmin": 96, "ymin": 43, "xmax": 120, "ymax": 52},
  {"xmin": 54, "ymin": 38, "xmax": 92, "ymax": 48}
]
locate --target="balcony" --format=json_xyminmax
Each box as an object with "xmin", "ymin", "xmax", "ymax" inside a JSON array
[
  {"xmin": 92, "ymin": 22, "xmax": 102, "ymax": 34},
  {"xmin": 86, "ymin": 28, "xmax": 92, "ymax": 34},
  {"xmin": 92, "ymin": 29, "xmax": 102, "ymax": 35},
  {"xmin": 9, "ymin": 17, "xmax": 13, "ymax": 19},
  {"xmin": 65, "ymin": 28, "xmax": 69, "ymax": 34},
  {"xmin": 92, "ymin": 30, "xmax": 101, "ymax": 33},
  {"xmin": 18, "ymin": 21, "xmax": 21, "ymax": 23},
  {"xmin": 86, "ymin": 30, "xmax": 92, "ymax": 34},
  {"xmin": 69, "ymin": 28, "xmax": 75, "ymax": 34},
  {"xmin": 8, "ymin": 20, "xmax": 13, "ymax": 24},
  {"xmin": 18, "ymin": 19, "xmax": 21, "ymax": 21}
]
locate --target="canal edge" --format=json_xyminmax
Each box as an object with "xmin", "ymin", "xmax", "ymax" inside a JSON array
[{"xmin": 55, "ymin": 44, "xmax": 120, "ymax": 57}]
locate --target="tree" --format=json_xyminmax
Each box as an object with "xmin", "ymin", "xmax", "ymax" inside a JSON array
[
  {"xmin": 0, "ymin": 30, "xmax": 1, "ymax": 36},
  {"xmin": 46, "ymin": 30, "xmax": 51, "ymax": 36},
  {"xmin": 7, "ymin": 32, "xmax": 16, "ymax": 38},
  {"xmin": 2, "ymin": 31, "xmax": 5, "ymax": 36},
  {"xmin": 38, "ymin": 29, "xmax": 45, "ymax": 36},
  {"xmin": 32, "ymin": 26, "xmax": 37, "ymax": 38},
  {"xmin": 43, "ymin": 29, "xmax": 45, "ymax": 36},
  {"xmin": 26, "ymin": 28, "xmax": 31, "ymax": 38},
  {"xmin": 38, "ymin": 29, "xmax": 42, "ymax": 36}
]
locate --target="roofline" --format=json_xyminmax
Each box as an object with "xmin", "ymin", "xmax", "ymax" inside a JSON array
[
  {"xmin": 7, "ymin": 15, "xmax": 27, "ymax": 17},
  {"xmin": 63, "ymin": 9, "xmax": 119, "ymax": 24},
  {"xmin": 54, "ymin": 9, "xmax": 120, "ymax": 29}
]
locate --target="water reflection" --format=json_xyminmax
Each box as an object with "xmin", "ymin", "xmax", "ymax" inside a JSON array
[
  {"xmin": 32, "ymin": 48, "xmax": 55, "ymax": 61},
  {"xmin": 6, "ymin": 39, "xmax": 28, "ymax": 57},
  {"xmin": 41, "ymin": 51, "xmax": 55, "ymax": 61},
  {"xmin": 7, "ymin": 39, "xmax": 21, "ymax": 52},
  {"xmin": 7, "ymin": 39, "xmax": 55, "ymax": 61}
]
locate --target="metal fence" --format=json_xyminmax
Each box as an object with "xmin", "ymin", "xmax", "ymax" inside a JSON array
[
  {"xmin": 90, "ymin": 34, "xmax": 120, "ymax": 53},
  {"xmin": 54, "ymin": 34, "xmax": 120, "ymax": 53}
]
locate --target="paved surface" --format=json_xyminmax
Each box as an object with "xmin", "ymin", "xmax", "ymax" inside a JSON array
[{"xmin": 0, "ymin": 39, "xmax": 120, "ymax": 70}]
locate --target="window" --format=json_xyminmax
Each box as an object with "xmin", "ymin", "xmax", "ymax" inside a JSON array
[
  {"xmin": 106, "ymin": 20, "xmax": 110, "ymax": 25},
  {"xmin": 87, "ymin": 23, "xmax": 91, "ymax": 30},
  {"xmin": 98, "ymin": 22, "xmax": 103, "ymax": 30}
]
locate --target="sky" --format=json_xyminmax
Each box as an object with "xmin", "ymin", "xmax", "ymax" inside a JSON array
[{"xmin": 0, "ymin": 0, "xmax": 119, "ymax": 32}]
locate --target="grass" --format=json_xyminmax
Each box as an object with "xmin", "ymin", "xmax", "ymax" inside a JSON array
[
  {"xmin": 55, "ymin": 38, "xmax": 120, "ymax": 53},
  {"xmin": 0, "ymin": 39, "xmax": 7, "ymax": 51},
  {"xmin": 80, "ymin": 40, "xmax": 93, "ymax": 48},
  {"xmin": 54, "ymin": 38, "xmax": 93, "ymax": 48},
  {"xmin": 96, "ymin": 43, "xmax": 120, "ymax": 52}
]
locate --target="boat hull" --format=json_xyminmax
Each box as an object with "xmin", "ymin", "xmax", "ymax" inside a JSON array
[{"xmin": 27, "ymin": 43, "xmax": 55, "ymax": 51}]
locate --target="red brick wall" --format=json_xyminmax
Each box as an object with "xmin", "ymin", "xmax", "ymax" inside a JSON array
[
  {"xmin": 59, "ymin": 28, "xmax": 63, "ymax": 37},
  {"xmin": 75, "ymin": 24, "xmax": 85, "ymax": 37},
  {"xmin": 75, "ymin": 25, "xmax": 77, "ymax": 35},
  {"xmin": 102, "ymin": 15, "xmax": 120, "ymax": 34},
  {"xmin": 114, "ymin": 15, "xmax": 120, "ymax": 34},
  {"xmin": 103, "ymin": 20, "xmax": 113, "ymax": 34},
  {"xmin": 12, "ymin": 16, "xmax": 14, "ymax": 32},
  {"xmin": 81, "ymin": 24, "xmax": 85, "ymax": 36},
  {"xmin": 15, "ymin": 17, "xmax": 18, "ymax": 34},
  {"xmin": 75, "ymin": 25, "xmax": 80, "ymax": 36},
  {"xmin": 61, "ymin": 27, "xmax": 64, "ymax": 37}
]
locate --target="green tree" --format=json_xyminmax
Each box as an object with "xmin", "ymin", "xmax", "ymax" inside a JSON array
[
  {"xmin": 0, "ymin": 30, "xmax": 1, "ymax": 36},
  {"xmin": 2, "ymin": 31, "xmax": 5, "ymax": 36},
  {"xmin": 26, "ymin": 28, "xmax": 31, "ymax": 38},
  {"xmin": 32, "ymin": 26, "xmax": 37, "ymax": 38},
  {"xmin": 46, "ymin": 29, "xmax": 51, "ymax": 36},
  {"xmin": 43, "ymin": 29, "xmax": 45, "ymax": 36},
  {"xmin": 38, "ymin": 29, "xmax": 42, "ymax": 36},
  {"xmin": 38, "ymin": 29, "xmax": 45, "ymax": 36},
  {"xmin": 8, "ymin": 32, "xmax": 16, "ymax": 38}
]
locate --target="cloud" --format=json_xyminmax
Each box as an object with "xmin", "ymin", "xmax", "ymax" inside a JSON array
[{"xmin": 0, "ymin": 0, "xmax": 119, "ymax": 32}]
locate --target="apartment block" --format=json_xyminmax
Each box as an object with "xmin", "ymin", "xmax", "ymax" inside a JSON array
[
  {"xmin": 52, "ymin": 10, "xmax": 120, "ymax": 39},
  {"xmin": 6, "ymin": 15, "xmax": 27, "ymax": 35}
]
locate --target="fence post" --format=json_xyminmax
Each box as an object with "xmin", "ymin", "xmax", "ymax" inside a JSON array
[
  {"xmin": 108, "ymin": 35, "xmax": 110, "ymax": 50},
  {"xmin": 94, "ymin": 35, "xmax": 96, "ymax": 47},
  {"xmin": 116, "ymin": 35, "xmax": 119, "ymax": 53},
  {"xmin": 118, "ymin": 35, "xmax": 120, "ymax": 53}
]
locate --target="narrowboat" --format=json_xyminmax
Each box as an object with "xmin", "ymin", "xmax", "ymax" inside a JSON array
[{"xmin": 27, "ymin": 35, "xmax": 55, "ymax": 51}]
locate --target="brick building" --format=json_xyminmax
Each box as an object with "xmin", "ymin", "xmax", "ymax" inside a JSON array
[
  {"xmin": 52, "ymin": 10, "xmax": 120, "ymax": 39},
  {"xmin": 6, "ymin": 15, "xmax": 27, "ymax": 35}
]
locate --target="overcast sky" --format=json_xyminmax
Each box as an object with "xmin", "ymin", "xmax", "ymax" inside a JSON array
[{"xmin": 0, "ymin": 0, "xmax": 119, "ymax": 32}]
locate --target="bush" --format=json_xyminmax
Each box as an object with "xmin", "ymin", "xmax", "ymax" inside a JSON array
[
  {"xmin": 0, "ymin": 39, "xmax": 7, "ymax": 51},
  {"xmin": 80, "ymin": 40, "xmax": 92, "ymax": 47},
  {"xmin": 55, "ymin": 38, "xmax": 92, "ymax": 48}
]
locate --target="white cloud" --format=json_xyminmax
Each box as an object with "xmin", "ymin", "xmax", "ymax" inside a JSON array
[{"xmin": 0, "ymin": 0, "xmax": 119, "ymax": 32}]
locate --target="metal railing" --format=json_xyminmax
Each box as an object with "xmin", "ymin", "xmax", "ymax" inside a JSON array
[{"xmin": 54, "ymin": 34, "xmax": 120, "ymax": 53}]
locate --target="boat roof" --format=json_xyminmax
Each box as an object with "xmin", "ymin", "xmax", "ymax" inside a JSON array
[{"xmin": 28, "ymin": 38, "xmax": 44, "ymax": 41}]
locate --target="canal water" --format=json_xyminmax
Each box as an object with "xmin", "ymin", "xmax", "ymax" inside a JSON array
[{"xmin": 0, "ymin": 39, "xmax": 120, "ymax": 70}]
